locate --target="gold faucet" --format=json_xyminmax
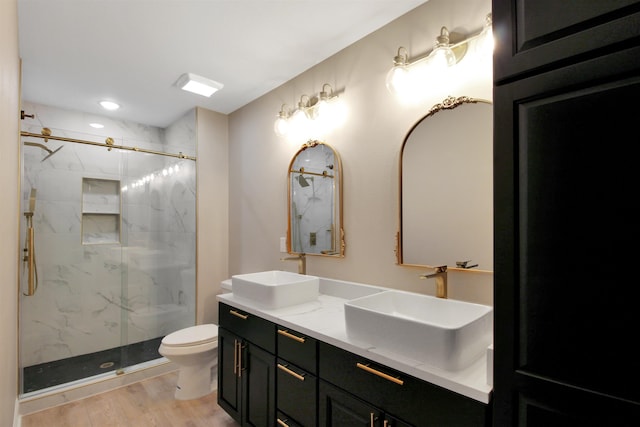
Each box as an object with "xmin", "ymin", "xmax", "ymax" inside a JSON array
[
  {"xmin": 280, "ymin": 253, "xmax": 306, "ymax": 275},
  {"xmin": 420, "ymin": 265, "xmax": 448, "ymax": 298}
]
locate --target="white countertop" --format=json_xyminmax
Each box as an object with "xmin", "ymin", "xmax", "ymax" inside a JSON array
[{"xmin": 217, "ymin": 277, "xmax": 493, "ymax": 404}]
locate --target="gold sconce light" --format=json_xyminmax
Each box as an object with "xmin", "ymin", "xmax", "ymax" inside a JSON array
[
  {"xmin": 385, "ymin": 13, "xmax": 493, "ymax": 98},
  {"xmin": 274, "ymin": 84, "xmax": 345, "ymax": 139}
]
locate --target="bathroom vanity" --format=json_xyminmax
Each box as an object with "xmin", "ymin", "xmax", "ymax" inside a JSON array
[{"xmin": 217, "ymin": 277, "xmax": 492, "ymax": 426}]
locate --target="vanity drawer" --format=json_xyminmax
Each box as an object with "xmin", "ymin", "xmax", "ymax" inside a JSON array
[
  {"xmin": 277, "ymin": 326, "xmax": 317, "ymax": 374},
  {"xmin": 277, "ymin": 359, "xmax": 317, "ymax": 427},
  {"xmin": 318, "ymin": 342, "xmax": 489, "ymax": 427},
  {"xmin": 219, "ymin": 303, "xmax": 275, "ymax": 353},
  {"xmin": 277, "ymin": 411, "xmax": 303, "ymax": 427}
]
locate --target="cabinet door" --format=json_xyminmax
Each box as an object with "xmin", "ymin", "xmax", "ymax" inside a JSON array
[
  {"xmin": 493, "ymin": 0, "xmax": 640, "ymax": 82},
  {"xmin": 319, "ymin": 380, "xmax": 382, "ymax": 427},
  {"xmin": 218, "ymin": 327, "xmax": 241, "ymax": 423},
  {"xmin": 243, "ymin": 341, "xmax": 276, "ymax": 427},
  {"xmin": 493, "ymin": 34, "xmax": 640, "ymax": 427}
]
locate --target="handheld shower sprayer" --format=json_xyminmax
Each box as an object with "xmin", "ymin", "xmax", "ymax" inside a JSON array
[{"xmin": 23, "ymin": 188, "xmax": 38, "ymax": 296}]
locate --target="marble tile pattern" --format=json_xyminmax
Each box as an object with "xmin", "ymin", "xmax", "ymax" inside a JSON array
[
  {"xmin": 20, "ymin": 102, "xmax": 196, "ymax": 367},
  {"xmin": 217, "ymin": 277, "xmax": 493, "ymax": 403}
]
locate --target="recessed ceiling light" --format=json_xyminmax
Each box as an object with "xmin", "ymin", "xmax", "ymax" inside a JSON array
[
  {"xmin": 176, "ymin": 73, "xmax": 224, "ymax": 97},
  {"xmin": 99, "ymin": 101, "xmax": 120, "ymax": 111},
  {"xmin": 89, "ymin": 123, "xmax": 104, "ymax": 129}
]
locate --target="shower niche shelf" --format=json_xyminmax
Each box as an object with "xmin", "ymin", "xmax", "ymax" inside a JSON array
[{"xmin": 82, "ymin": 178, "xmax": 121, "ymax": 244}]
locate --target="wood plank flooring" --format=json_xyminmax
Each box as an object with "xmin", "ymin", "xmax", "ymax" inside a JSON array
[{"xmin": 21, "ymin": 372, "xmax": 239, "ymax": 427}]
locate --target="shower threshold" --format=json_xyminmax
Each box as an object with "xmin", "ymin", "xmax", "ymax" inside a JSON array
[{"xmin": 22, "ymin": 337, "xmax": 163, "ymax": 394}]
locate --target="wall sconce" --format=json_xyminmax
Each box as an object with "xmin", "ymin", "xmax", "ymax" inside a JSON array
[
  {"xmin": 274, "ymin": 84, "xmax": 345, "ymax": 139},
  {"xmin": 385, "ymin": 13, "xmax": 493, "ymax": 98}
]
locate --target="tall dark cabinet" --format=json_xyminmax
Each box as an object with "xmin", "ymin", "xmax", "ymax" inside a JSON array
[{"xmin": 492, "ymin": 1, "xmax": 640, "ymax": 425}]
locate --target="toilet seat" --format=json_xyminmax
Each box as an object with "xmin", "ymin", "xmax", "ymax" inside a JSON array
[{"xmin": 161, "ymin": 324, "xmax": 218, "ymax": 348}]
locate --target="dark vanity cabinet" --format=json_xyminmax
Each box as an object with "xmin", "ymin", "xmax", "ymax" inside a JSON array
[
  {"xmin": 276, "ymin": 327, "xmax": 318, "ymax": 427},
  {"xmin": 493, "ymin": 1, "xmax": 640, "ymax": 425},
  {"xmin": 218, "ymin": 303, "xmax": 276, "ymax": 427},
  {"xmin": 318, "ymin": 342, "xmax": 489, "ymax": 427},
  {"xmin": 218, "ymin": 302, "xmax": 491, "ymax": 426}
]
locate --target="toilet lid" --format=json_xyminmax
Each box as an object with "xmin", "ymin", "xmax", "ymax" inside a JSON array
[{"xmin": 162, "ymin": 324, "xmax": 218, "ymax": 347}]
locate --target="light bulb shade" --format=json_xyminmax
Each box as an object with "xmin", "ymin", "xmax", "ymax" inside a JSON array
[
  {"xmin": 476, "ymin": 24, "xmax": 494, "ymax": 59},
  {"xmin": 428, "ymin": 46, "xmax": 457, "ymax": 70},
  {"xmin": 274, "ymin": 116, "xmax": 289, "ymax": 136},
  {"xmin": 314, "ymin": 97, "xmax": 347, "ymax": 132},
  {"xmin": 386, "ymin": 65, "xmax": 411, "ymax": 95},
  {"xmin": 289, "ymin": 108, "xmax": 311, "ymax": 139}
]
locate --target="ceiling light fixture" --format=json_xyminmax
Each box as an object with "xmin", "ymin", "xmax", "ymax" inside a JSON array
[
  {"xmin": 99, "ymin": 101, "xmax": 120, "ymax": 111},
  {"xmin": 176, "ymin": 73, "xmax": 224, "ymax": 97},
  {"xmin": 385, "ymin": 13, "xmax": 493, "ymax": 97},
  {"xmin": 89, "ymin": 123, "xmax": 104, "ymax": 129}
]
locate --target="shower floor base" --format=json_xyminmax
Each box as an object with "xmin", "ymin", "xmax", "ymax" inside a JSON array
[{"xmin": 23, "ymin": 337, "xmax": 163, "ymax": 393}]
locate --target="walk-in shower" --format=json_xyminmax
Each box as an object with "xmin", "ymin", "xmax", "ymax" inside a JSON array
[{"xmin": 18, "ymin": 102, "xmax": 197, "ymax": 396}]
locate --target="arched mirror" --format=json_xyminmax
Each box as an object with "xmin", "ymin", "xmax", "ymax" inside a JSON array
[
  {"xmin": 397, "ymin": 96, "xmax": 492, "ymax": 271},
  {"xmin": 287, "ymin": 140, "xmax": 344, "ymax": 257}
]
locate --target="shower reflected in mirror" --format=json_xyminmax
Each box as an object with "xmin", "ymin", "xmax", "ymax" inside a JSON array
[{"xmin": 287, "ymin": 141, "xmax": 344, "ymax": 256}]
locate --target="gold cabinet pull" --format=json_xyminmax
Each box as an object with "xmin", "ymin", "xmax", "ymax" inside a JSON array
[
  {"xmin": 356, "ymin": 363, "xmax": 404, "ymax": 385},
  {"xmin": 277, "ymin": 363, "xmax": 305, "ymax": 381},
  {"xmin": 233, "ymin": 339, "xmax": 238, "ymax": 375},
  {"xmin": 384, "ymin": 420, "xmax": 390, "ymax": 427},
  {"xmin": 277, "ymin": 328, "xmax": 306, "ymax": 343},
  {"xmin": 370, "ymin": 412, "xmax": 375, "ymax": 427},
  {"xmin": 277, "ymin": 418, "xmax": 290, "ymax": 427},
  {"xmin": 238, "ymin": 343, "xmax": 245, "ymax": 377},
  {"xmin": 229, "ymin": 309, "xmax": 248, "ymax": 320}
]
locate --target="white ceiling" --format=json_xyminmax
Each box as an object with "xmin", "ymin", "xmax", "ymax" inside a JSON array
[{"xmin": 18, "ymin": 0, "xmax": 427, "ymax": 128}]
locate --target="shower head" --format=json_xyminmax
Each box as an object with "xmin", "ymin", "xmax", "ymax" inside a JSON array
[
  {"xmin": 297, "ymin": 174, "xmax": 310, "ymax": 187},
  {"xmin": 42, "ymin": 144, "xmax": 64, "ymax": 162},
  {"xmin": 24, "ymin": 141, "xmax": 64, "ymax": 161}
]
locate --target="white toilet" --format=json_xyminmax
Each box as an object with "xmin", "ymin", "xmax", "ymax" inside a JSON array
[{"xmin": 158, "ymin": 323, "xmax": 219, "ymax": 400}]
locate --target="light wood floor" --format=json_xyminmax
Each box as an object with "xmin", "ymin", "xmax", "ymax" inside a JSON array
[{"xmin": 21, "ymin": 372, "xmax": 240, "ymax": 427}]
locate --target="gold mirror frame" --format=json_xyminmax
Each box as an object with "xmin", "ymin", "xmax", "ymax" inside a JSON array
[
  {"xmin": 287, "ymin": 140, "xmax": 344, "ymax": 257},
  {"xmin": 396, "ymin": 96, "xmax": 493, "ymax": 272}
]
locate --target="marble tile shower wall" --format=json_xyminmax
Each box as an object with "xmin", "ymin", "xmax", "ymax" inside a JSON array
[{"xmin": 20, "ymin": 102, "xmax": 196, "ymax": 366}]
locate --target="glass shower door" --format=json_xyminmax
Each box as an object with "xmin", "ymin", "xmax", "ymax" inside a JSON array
[{"xmin": 18, "ymin": 105, "xmax": 197, "ymax": 396}]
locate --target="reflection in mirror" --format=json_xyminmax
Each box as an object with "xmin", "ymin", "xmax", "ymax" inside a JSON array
[
  {"xmin": 288, "ymin": 140, "xmax": 344, "ymax": 257},
  {"xmin": 398, "ymin": 96, "xmax": 492, "ymax": 271}
]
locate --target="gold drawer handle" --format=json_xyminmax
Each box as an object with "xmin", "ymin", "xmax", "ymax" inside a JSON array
[
  {"xmin": 229, "ymin": 309, "xmax": 248, "ymax": 320},
  {"xmin": 356, "ymin": 363, "xmax": 404, "ymax": 385},
  {"xmin": 277, "ymin": 363, "xmax": 305, "ymax": 381},
  {"xmin": 278, "ymin": 329, "xmax": 306, "ymax": 343},
  {"xmin": 277, "ymin": 418, "xmax": 290, "ymax": 427}
]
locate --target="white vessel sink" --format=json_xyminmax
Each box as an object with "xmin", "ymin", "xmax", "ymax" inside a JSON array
[
  {"xmin": 231, "ymin": 270, "xmax": 320, "ymax": 309},
  {"xmin": 344, "ymin": 290, "xmax": 493, "ymax": 371}
]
